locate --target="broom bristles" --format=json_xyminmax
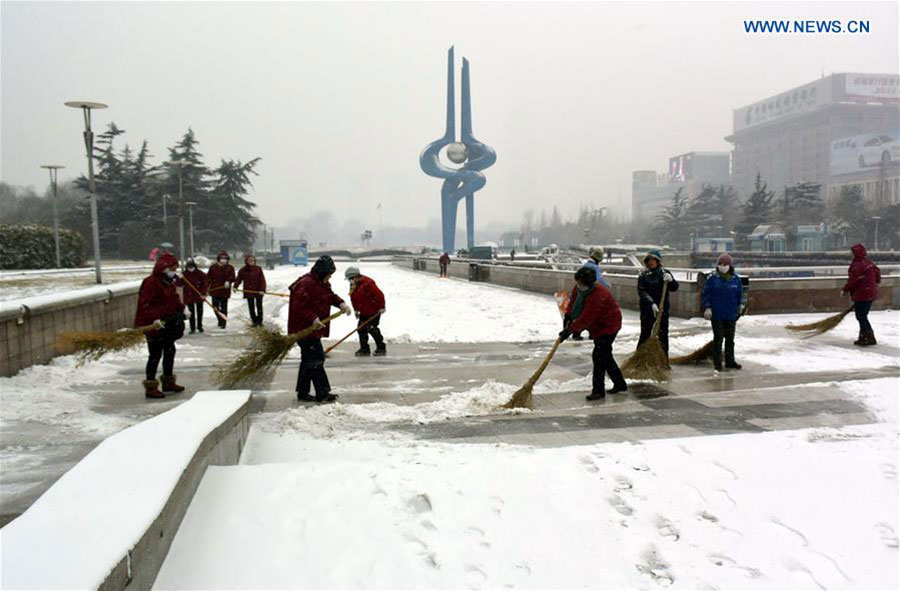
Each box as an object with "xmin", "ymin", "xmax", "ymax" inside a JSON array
[
  {"xmin": 670, "ymin": 340, "xmax": 714, "ymax": 365},
  {"xmin": 502, "ymin": 338, "xmax": 563, "ymax": 410},
  {"xmin": 785, "ymin": 305, "xmax": 854, "ymax": 337},
  {"xmin": 620, "ymin": 337, "xmax": 671, "ymax": 381},
  {"xmin": 57, "ymin": 326, "xmax": 151, "ymax": 365}
]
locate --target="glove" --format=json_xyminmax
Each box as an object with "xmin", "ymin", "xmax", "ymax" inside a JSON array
[
  {"xmin": 354, "ymin": 310, "xmax": 360, "ymax": 318},
  {"xmin": 652, "ymin": 303, "xmax": 660, "ymax": 316},
  {"xmin": 663, "ymin": 271, "xmax": 673, "ymax": 283},
  {"xmin": 703, "ymin": 308, "xmax": 712, "ymax": 321},
  {"xmin": 224, "ymin": 281, "xmax": 231, "ymax": 289},
  {"xmin": 312, "ymin": 317, "xmax": 326, "ymax": 330},
  {"xmin": 186, "ymin": 310, "xmax": 192, "ymax": 319},
  {"xmin": 563, "ymin": 314, "xmax": 571, "ymax": 329},
  {"xmin": 339, "ymin": 303, "xmax": 352, "ymax": 316},
  {"xmin": 152, "ymin": 319, "xmax": 165, "ymax": 330},
  {"xmin": 840, "ymin": 289, "xmax": 848, "ymax": 297},
  {"xmin": 558, "ymin": 328, "xmax": 572, "ymax": 341},
  {"xmin": 378, "ymin": 308, "xmax": 386, "ymax": 315}
]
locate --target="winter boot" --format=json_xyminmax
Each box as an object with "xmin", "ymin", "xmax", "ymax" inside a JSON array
[
  {"xmin": 355, "ymin": 347, "xmax": 371, "ymax": 357},
  {"xmin": 198, "ymin": 326, "xmax": 204, "ymax": 333},
  {"xmin": 586, "ymin": 392, "xmax": 606, "ymax": 401},
  {"xmin": 853, "ymin": 331, "xmax": 865, "ymax": 346},
  {"xmin": 861, "ymin": 330, "xmax": 877, "ymax": 347},
  {"xmin": 316, "ymin": 393, "xmax": 338, "ymax": 403},
  {"xmin": 161, "ymin": 375, "xmax": 185, "ymax": 393},
  {"xmin": 297, "ymin": 392, "xmax": 316, "ymax": 402},
  {"xmin": 143, "ymin": 379, "xmax": 164, "ymax": 399},
  {"xmin": 609, "ymin": 383, "xmax": 628, "ymax": 394},
  {"xmin": 373, "ymin": 344, "xmax": 387, "ymax": 357},
  {"xmin": 725, "ymin": 361, "xmax": 742, "ymax": 370},
  {"xmin": 714, "ymin": 362, "xmax": 723, "ymax": 371}
]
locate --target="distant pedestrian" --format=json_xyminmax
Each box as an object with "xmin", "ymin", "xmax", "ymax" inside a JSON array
[
  {"xmin": 701, "ymin": 253, "xmax": 745, "ymax": 370},
  {"xmin": 346, "ymin": 266, "xmax": 387, "ymax": 356},
  {"xmin": 288, "ymin": 256, "xmax": 352, "ymax": 403},
  {"xmin": 135, "ymin": 253, "xmax": 185, "ymax": 399},
  {"xmin": 842, "ymin": 243, "xmax": 881, "ymax": 346},
  {"xmin": 207, "ymin": 251, "xmax": 236, "ymax": 328},
  {"xmin": 439, "ymin": 252, "xmax": 450, "ymax": 277},
  {"xmin": 510, "ymin": 249, "xmax": 517, "ymax": 262},
  {"xmin": 559, "ymin": 266, "xmax": 627, "ymax": 400},
  {"xmin": 179, "ymin": 257, "xmax": 208, "ymax": 334},
  {"xmin": 234, "ymin": 255, "xmax": 267, "ymax": 326},
  {"xmin": 606, "ymin": 250, "xmax": 613, "ymax": 263},
  {"xmin": 637, "ymin": 249, "xmax": 679, "ymax": 359}
]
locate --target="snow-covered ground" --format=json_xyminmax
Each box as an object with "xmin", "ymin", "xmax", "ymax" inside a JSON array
[
  {"xmin": 156, "ymin": 376, "xmax": 899, "ymax": 589},
  {"xmin": 0, "ymin": 266, "xmax": 152, "ymax": 302}
]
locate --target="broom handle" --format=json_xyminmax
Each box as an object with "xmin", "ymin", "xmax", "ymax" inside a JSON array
[
  {"xmin": 650, "ymin": 280, "xmax": 670, "ymax": 339},
  {"xmin": 325, "ymin": 311, "xmax": 382, "ymax": 354},
  {"xmin": 527, "ymin": 338, "xmax": 563, "ymax": 386},
  {"xmin": 290, "ymin": 310, "xmax": 345, "ymax": 341},
  {"xmin": 235, "ymin": 287, "xmax": 290, "ymax": 298},
  {"xmin": 181, "ymin": 275, "xmax": 228, "ymax": 321}
]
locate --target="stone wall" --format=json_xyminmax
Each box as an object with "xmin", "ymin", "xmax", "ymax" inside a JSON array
[
  {"xmin": 396, "ymin": 256, "xmax": 899, "ymax": 317},
  {"xmin": 0, "ymin": 282, "xmax": 141, "ymax": 377}
]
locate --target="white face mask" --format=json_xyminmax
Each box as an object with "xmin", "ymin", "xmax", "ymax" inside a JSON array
[
  {"xmin": 218, "ymin": 259, "xmax": 227, "ymax": 265},
  {"xmin": 717, "ymin": 265, "xmax": 730, "ymax": 274},
  {"xmin": 165, "ymin": 269, "xmax": 177, "ymax": 278}
]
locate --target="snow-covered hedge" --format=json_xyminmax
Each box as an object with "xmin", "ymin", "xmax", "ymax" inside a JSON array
[{"xmin": 0, "ymin": 224, "xmax": 85, "ymax": 269}]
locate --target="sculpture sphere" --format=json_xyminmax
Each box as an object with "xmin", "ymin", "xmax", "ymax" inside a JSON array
[{"xmin": 447, "ymin": 142, "xmax": 468, "ymax": 164}]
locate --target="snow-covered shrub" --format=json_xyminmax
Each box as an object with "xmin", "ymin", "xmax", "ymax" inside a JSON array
[{"xmin": 0, "ymin": 224, "xmax": 86, "ymax": 269}]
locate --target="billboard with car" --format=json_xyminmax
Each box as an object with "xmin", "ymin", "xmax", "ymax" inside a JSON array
[{"xmin": 829, "ymin": 129, "xmax": 900, "ymax": 176}]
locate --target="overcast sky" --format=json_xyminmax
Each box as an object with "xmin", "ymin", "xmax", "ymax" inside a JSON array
[{"xmin": 2, "ymin": 1, "xmax": 898, "ymax": 233}]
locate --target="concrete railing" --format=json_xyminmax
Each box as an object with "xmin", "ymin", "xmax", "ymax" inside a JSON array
[
  {"xmin": 0, "ymin": 390, "xmax": 252, "ymax": 591},
  {"xmin": 0, "ymin": 281, "xmax": 141, "ymax": 377},
  {"xmin": 395, "ymin": 256, "xmax": 900, "ymax": 317}
]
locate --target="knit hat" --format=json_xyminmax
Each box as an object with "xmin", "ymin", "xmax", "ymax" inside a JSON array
[
  {"xmin": 345, "ymin": 266, "xmax": 361, "ymax": 279},
  {"xmin": 589, "ymin": 246, "xmax": 604, "ymax": 261},
  {"xmin": 312, "ymin": 255, "xmax": 336, "ymax": 279},
  {"xmin": 217, "ymin": 251, "xmax": 230, "ymax": 260},
  {"xmin": 644, "ymin": 249, "xmax": 662, "ymax": 263},
  {"xmin": 716, "ymin": 253, "xmax": 733, "ymax": 267},
  {"xmin": 185, "ymin": 257, "xmax": 197, "ymax": 268},
  {"xmin": 574, "ymin": 266, "xmax": 597, "ymax": 284}
]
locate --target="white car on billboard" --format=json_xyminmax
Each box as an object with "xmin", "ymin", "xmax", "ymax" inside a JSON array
[{"xmin": 858, "ymin": 134, "xmax": 899, "ymax": 168}]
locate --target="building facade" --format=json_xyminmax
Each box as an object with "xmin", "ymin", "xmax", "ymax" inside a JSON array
[
  {"xmin": 727, "ymin": 72, "xmax": 900, "ymax": 206},
  {"xmin": 632, "ymin": 152, "xmax": 731, "ymax": 222}
]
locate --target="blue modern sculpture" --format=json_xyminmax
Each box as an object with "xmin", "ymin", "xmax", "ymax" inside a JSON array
[{"xmin": 420, "ymin": 47, "xmax": 496, "ymax": 253}]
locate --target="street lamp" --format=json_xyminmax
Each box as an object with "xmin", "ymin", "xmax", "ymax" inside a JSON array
[
  {"xmin": 185, "ymin": 201, "xmax": 197, "ymax": 256},
  {"xmin": 164, "ymin": 160, "xmax": 191, "ymax": 262},
  {"xmin": 64, "ymin": 100, "xmax": 107, "ymax": 284},
  {"xmin": 39, "ymin": 164, "xmax": 66, "ymax": 268},
  {"xmin": 871, "ymin": 216, "xmax": 882, "ymax": 250},
  {"xmin": 162, "ymin": 193, "xmax": 170, "ymax": 237}
]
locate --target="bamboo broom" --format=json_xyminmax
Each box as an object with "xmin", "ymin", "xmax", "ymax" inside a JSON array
[
  {"xmin": 325, "ymin": 312, "xmax": 382, "ymax": 354},
  {"xmin": 181, "ymin": 275, "xmax": 228, "ymax": 322},
  {"xmin": 213, "ymin": 310, "xmax": 345, "ymax": 388},
  {"xmin": 620, "ymin": 282, "xmax": 670, "ymax": 381},
  {"xmin": 785, "ymin": 304, "xmax": 855, "ymax": 338},
  {"xmin": 57, "ymin": 323, "xmax": 161, "ymax": 365},
  {"xmin": 502, "ymin": 337, "xmax": 564, "ymax": 410}
]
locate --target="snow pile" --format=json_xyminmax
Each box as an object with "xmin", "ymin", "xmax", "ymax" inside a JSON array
[
  {"xmin": 157, "ymin": 378, "xmax": 899, "ymax": 590},
  {"xmin": 264, "ymin": 381, "xmax": 522, "ymax": 440}
]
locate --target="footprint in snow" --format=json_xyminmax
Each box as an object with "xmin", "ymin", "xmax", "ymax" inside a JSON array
[
  {"xmin": 490, "ymin": 496, "xmax": 505, "ymax": 515},
  {"xmin": 876, "ymin": 522, "xmax": 900, "ymax": 549},
  {"xmin": 614, "ymin": 475, "xmax": 634, "ymax": 492},
  {"xmin": 635, "ymin": 545, "xmax": 674, "ymax": 586},
  {"xmin": 712, "ymin": 461, "xmax": 739, "ymax": 480},
  {"xmin": 656, "ymin": 515, "xmax": 680, "ymax": 541},
  {"xmin": 407, "ymin": 493, "xmax": 433, "ymax": 514},
  {"xmin": 881, "ymin": 463, "xmax": 897, "ymax": 481},
  {"xmin": 708, "ymin": 553, "xmax": 762, "ymax": 578},
  {"xmin": 608, "ymin": 494, "xmax": 634, "ymax": 516}
]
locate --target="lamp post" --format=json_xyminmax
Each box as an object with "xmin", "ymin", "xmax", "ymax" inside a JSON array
[
  {"xmin": 162, "ymin": 193, "xmax": 170, "ymax": 237},
  {"xmin": 185, "ymin": 201, "xmax": 197, "ymax": 256},
  {"xmin": 164, "ymin": 160, "xmax": 190, "ymax": 262},
  {"xmin": 39, "ymin": 164, "xmax": 66, "ymax": 268},
  {"xmin": 871, "ymin": 216, "xmax": 882, "ymax": 251},
  {"xmin": 64, "ymin": 100, "xmax": 107, "ymax": 284}
]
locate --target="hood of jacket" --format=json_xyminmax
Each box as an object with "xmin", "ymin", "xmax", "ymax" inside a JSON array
[
  {"xmin": 851, "ymin": 243, "xmax": 867, "ymax": 260},
  {"xmin": 154, "ymin": 253, "xmax": 178, "ymax": 279}
]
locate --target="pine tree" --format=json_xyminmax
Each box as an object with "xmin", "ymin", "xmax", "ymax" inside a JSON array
[
  {"xmin": 829, "ymin": 185, "xmax": 868, "ymax": 247},
  {"xmin": 734, "ymin": 173, "xmax": 775, "ymax": 248},
  {"xmin": 653, "ymin": 187, "xmax": 690, "ymax": 247},
  {"xmin": 209, "ymin": 158, "xmax": 261, "ymax": 251}
]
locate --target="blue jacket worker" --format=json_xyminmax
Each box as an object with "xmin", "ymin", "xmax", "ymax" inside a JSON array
[
  {"xmin": 701, "ymin": 253, "xmax": 746, "ymax": 371},
  {"xmin": 637, "ymin": 249, "xmax": 679, "ymax": 357}
]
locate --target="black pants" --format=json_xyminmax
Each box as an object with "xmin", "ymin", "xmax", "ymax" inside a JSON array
[
  {"xmin": 358, "ymin": 314, "xmax": 385, "ymax": 352},
  {"xmin": 187, "ymin": 302, "xmax": 203, "ymax": 332},
  {"xmin": 439, "ymin": 264, "xmax": 448, "ymax": 277},
  {"xmin": 592, "ymin": 332, "xmax": 626, "ymax": 395},
  {"xmin": 638, "ymin": 312, "xmax": 670, "ymax": 355},
  {"xmin": 711, "ymin": 319, "xmax": 737, "ymax": 366},
  {"xmin": 146, "ymin": 336, "xmax": 176, "ymax": 380},
  {"xmin": 247, "ymin": 297, "xmax": 263, "ymax": 326},
  {"xmin": 854, "ymin": 300, "xmax": 873, "ymax": 333},
  {"xmin": 212, "ymin": 297, "xmax": 229, "ymax": 328},
  {"xmin": 296, "ymin": 339, "xmax": 331, "ymax": 396}
]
